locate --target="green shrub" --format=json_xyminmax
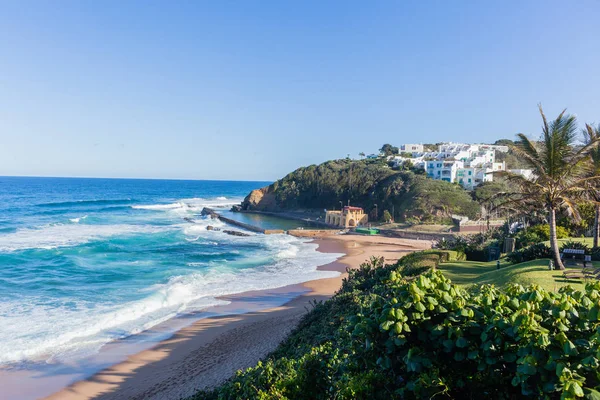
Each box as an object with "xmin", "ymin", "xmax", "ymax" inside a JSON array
[
  {"xmin": 526, "ymin": 224, "xmax": 570, "ymax": 241},
  {"xmin": 464, "ymin": 248, "xmax": 488, "ymax": 261},
  {"xmin": 396, "ymin": 252, "xmax": 441, "ymax": 277},
  {"xmin": 560, "ymin": 240, "xmax": 590, "ymax": 253},
  {"xmin": 506, "ymin": 243, "xmax": 553, "ymax": 264},
  {"xmin": 515, "ymin": 229, "xmax": 545, "ymax": 249}
]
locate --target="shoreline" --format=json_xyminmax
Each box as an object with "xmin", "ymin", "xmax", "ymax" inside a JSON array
[{"xmin": 7, "ymin": 235, "xmax": 430, "ymax": 400}]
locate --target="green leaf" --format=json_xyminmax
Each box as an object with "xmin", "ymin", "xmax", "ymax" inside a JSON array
[
  {"xmin": 568, "ymin": 381, "xmax": 584, "ymax": 397},
  {"xmin": 589, "ymin": 306, "xmax": 599, "ymax": 321},
  {"xmin": 517, "ymin": 364, "xmax": 537, "ymax": 375},
  {"xmin": 563, "ymin": 341, "xmax": 579, "ymax": 356},
  {"xmin": 393, "ymin": 322, "xmax": 403, "ymax": 334},
  {"xmin": 456, "ymin": 337, "xmax": 468, "ymax": 348},
  {"xmin": 380, "ymin": 320, "xmax": 393, "ymax": 331},
  {"xmin": 584, "ymin": 388, "xmax": 600, "ymax": 400}
]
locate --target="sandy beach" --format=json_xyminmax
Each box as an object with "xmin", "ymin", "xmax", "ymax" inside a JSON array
[{"xmin": 40, "ymin": 234, "xmax": 430, "ymax": 400}]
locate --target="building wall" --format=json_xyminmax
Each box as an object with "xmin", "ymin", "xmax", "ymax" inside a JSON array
[
  {"xmin": 400, "ymin": 144, "xmax": 424, "ymax": 153},
  {"xmin": 325, "ymin": 209, "xmax": 368, "ymax": 228}
]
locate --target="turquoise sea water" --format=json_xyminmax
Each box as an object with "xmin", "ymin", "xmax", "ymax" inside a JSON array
[{"xmin": 0, "ymin": 177, "xmax": 340, "ymax": 367}]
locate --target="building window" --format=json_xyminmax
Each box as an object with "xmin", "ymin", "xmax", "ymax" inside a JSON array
[
  {"xmin": 437, "ymin": 171, "xmax": 441, "ymax": 175},
  {"xmin": 468, "ymin": 171, "xmax": 472, "ymax": 175},
  {"xmin": 437, "ymin": 163, "xmax": 442, "ymax": 167},
  {"xmin": 468, "ymin": 178, "xmax": 471, "ymax": 183}
]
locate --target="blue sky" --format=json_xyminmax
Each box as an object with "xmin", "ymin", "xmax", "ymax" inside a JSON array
[{"xmin": 1, "ymin": 1, "xmax": 599, "ymax": 181}]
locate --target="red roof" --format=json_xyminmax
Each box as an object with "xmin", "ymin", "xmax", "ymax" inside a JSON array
[{"xmin": 343, "ymin": 206, "xmax": 363, "ymax": 211}]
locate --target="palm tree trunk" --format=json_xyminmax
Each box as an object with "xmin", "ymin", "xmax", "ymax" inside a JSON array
[
  {"xmin": 549, "ymin": 207, "xmax": 564, "ymax": 270},
  {"xmin": 594, "ymin": 204, "xmax": 600, "ymax": 249}
]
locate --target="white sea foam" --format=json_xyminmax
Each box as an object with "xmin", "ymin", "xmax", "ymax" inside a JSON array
[
  {"xmin": 69, "ymin": 215, "xmax": 88, "ymax": 223},
  {"xmin": 0, "ymin": 223, "xmax": 169, "ymax": 252},
  {"xmin": 132, "ymin": 197, "xmax": 242, "ymax": 213},
  {"xmin": 132, "ymin": 202, "xmax": 186, "ymax": 210},
  {"xmin": 0, "ymin": 234, "xmax": 342, "ymax": 365}
]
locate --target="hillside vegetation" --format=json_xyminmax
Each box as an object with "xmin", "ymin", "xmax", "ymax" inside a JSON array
[
  {"xmin": 192, "ymin": 253, "xmax": 600, "ymax": 399},
  {"xmin": 241, "ymin": 159, "xmax": 479, "ymax": 222}
]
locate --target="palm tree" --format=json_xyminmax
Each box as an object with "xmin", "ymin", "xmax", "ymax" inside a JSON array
[
  {"xmin": 498, "ymin": 105, "xmax": 600, "ymax": 270},
  {"xmin": 583, "ymin": 123, "xmax": 600, "ymax": 247}
]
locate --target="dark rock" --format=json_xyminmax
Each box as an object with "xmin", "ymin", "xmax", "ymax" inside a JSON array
[
  {"xmin": 240, "ymin": 186, "xmax": 278, "ymax": 211},
  {"xmin": 223, "ymin": 230, "xmax": 250, "ymax": 237},
  {"xmin": 201, "ymin": 207, "xmax": 218, "ymax": 219}
]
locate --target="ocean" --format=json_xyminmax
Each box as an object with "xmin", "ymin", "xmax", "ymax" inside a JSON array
[{"xmin": 0, "ymin": 176, "xmax": 341, "ymax": 369}]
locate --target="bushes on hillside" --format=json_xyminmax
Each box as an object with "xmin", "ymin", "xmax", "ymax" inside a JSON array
[
  {"xmin": 261, "ymin": 160, "xmax": 481, "ymax": 223},
  {"xmin": 195, "ymin": 258, "xmax": 600, "ymax": 400}
]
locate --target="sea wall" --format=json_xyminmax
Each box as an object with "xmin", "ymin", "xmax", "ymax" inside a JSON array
[
  {"xmin": 201, "ymin": 208, "xmax": 284, "ymax": 234},
  {"xmin": 288, "ymin": 229, "xmax": 339, "ymax": 238}
]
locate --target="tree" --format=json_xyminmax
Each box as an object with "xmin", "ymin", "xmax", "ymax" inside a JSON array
[
  {"xmin": 493, "ymin": 139, "xmax": 514, "ymax": 146},
  {"xmin": 381, "ymin": 209, "xmax": 393, "ymax": 223},
  {"xmin": 379, "ymin": 143, "xmax": 399, "ymax": 156},
  {"xmin": 498, "ymin": 106, "xmax": 600, "ymax": 270},
  {"xmin": 359, "ymin": 152, "xmax": 366, "ymax": 159},
  {"xmin": 473, "ymin": 181, "xmax": 510, "ymax": 228},
  {"xmin": 583, "ymin": 123, "xmax": 600, "ymax": 247}
]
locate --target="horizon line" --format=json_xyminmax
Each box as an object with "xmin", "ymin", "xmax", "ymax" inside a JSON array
[{"xmin": 0, "ymin": 174, "xmax": 274, "ymax": 183}]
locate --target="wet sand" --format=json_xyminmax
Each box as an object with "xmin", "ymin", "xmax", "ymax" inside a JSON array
[{"xmin": 36, "ymin": 234, "xmax": 430, "ymax": 400}]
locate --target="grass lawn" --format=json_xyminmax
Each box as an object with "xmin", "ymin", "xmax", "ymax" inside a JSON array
[
  {"xmin": 542, "ymin": 237, "xmax": 595, "ymax": 247},
  {"xmin": 437, "ymin": 258, "xmax": 591, "ymax": 292}
]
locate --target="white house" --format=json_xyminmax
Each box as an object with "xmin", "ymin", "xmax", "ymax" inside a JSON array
[
  {"xmin": 509, "ymin": 169, "xmax": 535, "ymax": 180},
  {"xmin": 399, "ymin": 143, "xmax": 424, "ymax": 153},
  {"xmin": 392, "ymin": 142, "xmax": 506, "ymax": 189}
]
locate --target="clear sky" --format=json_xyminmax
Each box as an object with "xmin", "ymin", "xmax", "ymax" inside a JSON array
[{"xmin": 1, "ymin": 1, "xmax": 599, "ymax": 181}]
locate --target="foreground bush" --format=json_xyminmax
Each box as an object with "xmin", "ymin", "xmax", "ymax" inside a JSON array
[{"xmin": 193, "ymin": 257, "xmax": 600, "ymax": 400}]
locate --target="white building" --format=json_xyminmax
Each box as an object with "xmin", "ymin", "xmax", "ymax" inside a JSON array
[
  {"xmin": 399, "ymin": 143, "xmax": 424, "ymax": 153},
  {"xmin": 392, "ymin": 142, "xmax": 506, "ymax": 189},
  {"xmin": 509, "ymin": 169, "xmax": 535, "ymax": 180}
]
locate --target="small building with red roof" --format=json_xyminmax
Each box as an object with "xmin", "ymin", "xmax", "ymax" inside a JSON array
[{"xmin": 325, "ymin": 205, "xmax": 368, "ymax": 228}]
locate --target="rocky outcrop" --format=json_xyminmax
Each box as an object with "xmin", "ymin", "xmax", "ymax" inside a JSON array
[
  {"xmin": 222, "ymin": 230, "xmax": 251, "ymax": 237},
  {"xmin": 201, "ymin": 208, "xmax": 219, "ymax": 218},
  {"xmin": 240, "ymin": 186, "xmax": 278, "ymax": 211}
]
